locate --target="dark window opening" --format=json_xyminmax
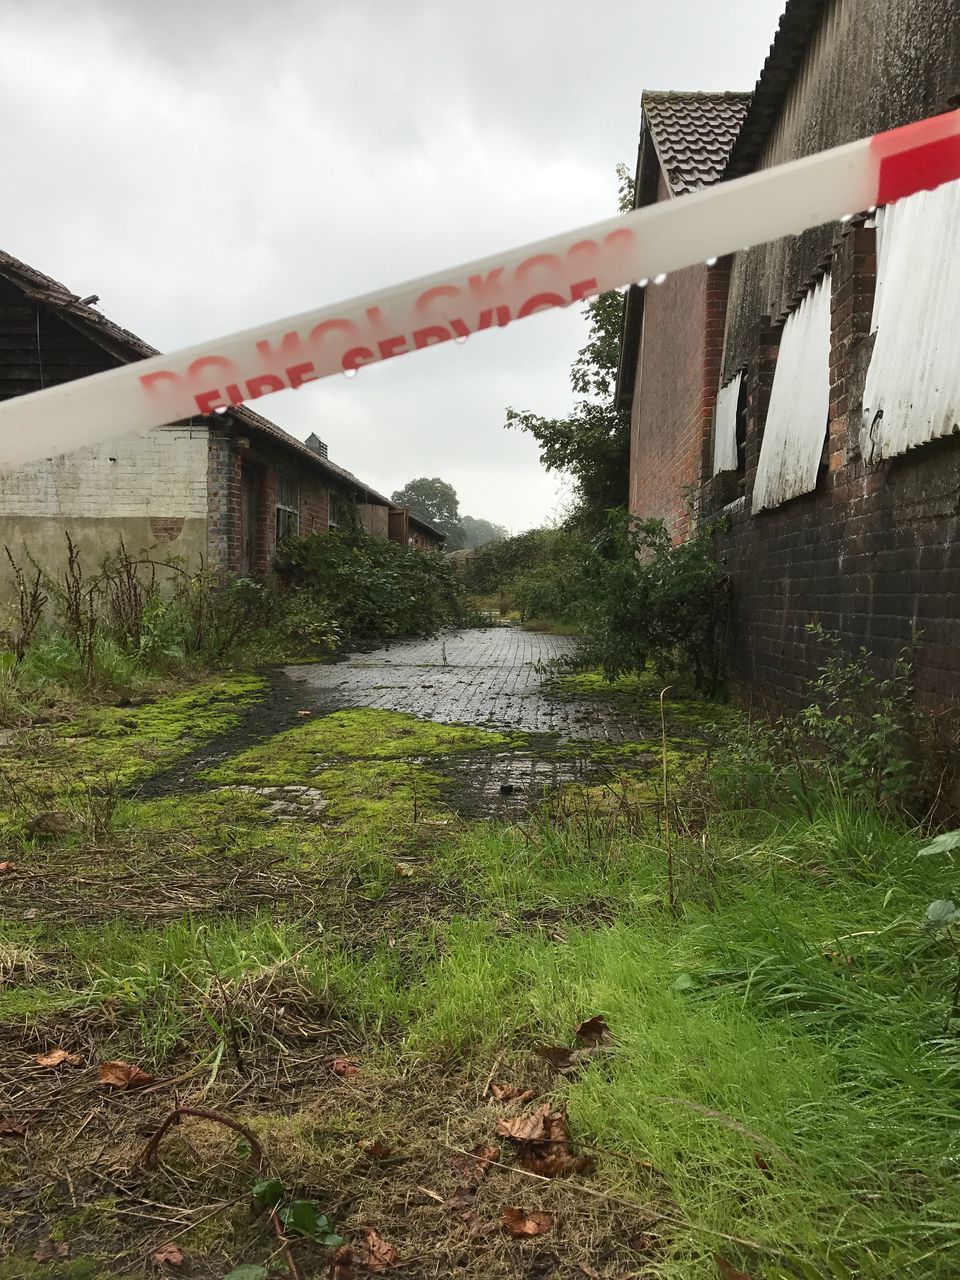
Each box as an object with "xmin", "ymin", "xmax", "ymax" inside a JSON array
[
  {"xmin": 735, "ymin": 371, "xmax": 749, "ymax": 485},
  {"xmin": 275, "ymin": 475, "xmax": 299, "ymax": 545}
]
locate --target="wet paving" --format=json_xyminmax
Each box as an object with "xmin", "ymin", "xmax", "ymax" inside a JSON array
[
  {"xmin": 285, "ymin": 628, "xmax": 657, "ymax": 815},
  {"xmin": 285, "ymin": 627, "xmax": 648, "ymax": 740}
]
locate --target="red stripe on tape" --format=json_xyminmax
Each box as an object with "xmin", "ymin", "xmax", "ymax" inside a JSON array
[{"xmin": 873, "ymin": 110, "xmax": 960, "ymax": 205}]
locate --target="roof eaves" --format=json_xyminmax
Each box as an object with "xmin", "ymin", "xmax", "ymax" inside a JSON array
[
  {"xmin": 406, "ymin": 512, "xmax": 445, "ymax": 540},
  {"xmin": 724, "ymin": 0, "xmax": 831, "ymax": 178},
  {"xmin": 615, "ymin": 91, "xmax": 750, "ymax": 414},
  {"xmin": 614, "ymin": 115, "xmax": 662, "ymax": 415}
]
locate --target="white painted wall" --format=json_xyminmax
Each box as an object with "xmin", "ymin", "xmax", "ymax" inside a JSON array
[{"xmin": 0, "ymin": 423, "xmax": 209, "ymax": 518}]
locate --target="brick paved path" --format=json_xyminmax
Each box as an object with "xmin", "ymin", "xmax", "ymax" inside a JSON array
[{"xmin": 285, "ymin": 627, "xmax": 645, "ymax": 741}]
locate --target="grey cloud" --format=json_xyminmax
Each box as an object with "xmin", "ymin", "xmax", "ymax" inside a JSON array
[{"xmin": 2, "ymin": 0, "xmax": 785, "ymax": 529}]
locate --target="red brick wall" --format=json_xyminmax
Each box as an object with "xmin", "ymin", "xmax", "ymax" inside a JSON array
[
  {"xmin": 630, "ymin": 264, "xmax": 705, "ymax": 540},
  {"xmin": 710, "ymin": 222, "xmax": 960, "ymax": 711},
  {"xmin": 207, "ymin": 430, "xmax": 242, "ymax": 574},
  {"xmin": 253, "ymin": 469, "xmax": 276, "ymax": 576},
  {"xmin": 300, "ymin": 480, "xmax": 330, "ymax": 536},
  {"xmin": 629, "ymin": 240, "xmax": 731, "ymax": 541}
]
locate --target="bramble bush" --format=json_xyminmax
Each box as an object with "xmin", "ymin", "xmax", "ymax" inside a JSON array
[
  {"xmin": 274, "ymin": 528, "xmax": 464, "ymax": 644},
  {"xmin": 699, "ymin": 626, "xmax": 958, "ymax": 822},
  {"xmin": 576, "ymin": 511, "xmax": 730, "ymax": 694},
  {"xmin": 464, "ymin": 513, "xmax": 730, "ymax": 693}
]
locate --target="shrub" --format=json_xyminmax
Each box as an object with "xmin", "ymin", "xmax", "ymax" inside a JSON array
[
  {"xmin": 276, "ymin": 589, "xmax": 342, "ymax": 655},
  {"xmin": 576, "ymin": 511, "xmax": 729, "ymax": 694},
  {"xmin": 275, "ymin": 528, "xmax": 465, "ymax": 644},
  {"xmin": 464, "ymin": 529, "xmax": 568, "ymax": 597},
  {"xmin": 792, "ymin": 625, "xmax": 954, "ymax": 815},
  {"xmin": 696, "ymin": 627, "xmax": 958, "ymax": 822},
  {"xmin": 461, "ymin": 527, "xmax": 588, "ymax": 626},
  {"xmin": 175, "ymin": 571, "xmax": 274, "ymax": 661}
]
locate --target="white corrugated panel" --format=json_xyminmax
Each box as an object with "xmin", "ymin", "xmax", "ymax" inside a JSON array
[
  {"xmin": 712, "ymin": 371, "xmax": 742, "ymax": 475},
  {"xmin": 861, "ymin": 179, "xmax": 960, "ymax": 463},
  {"xmin": 752, "ymin": 274, "xmax": 832, "ymax": 513}
]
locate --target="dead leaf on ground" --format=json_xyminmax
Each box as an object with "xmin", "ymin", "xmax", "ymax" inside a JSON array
[
  {"xmin": 490, "ymin": 1083, "xmax": 538, "ymax": 1103},
  {"xmin": 328, "ymin": 1244, "xmax": 356, "ymax": 1279},
  {"xmin": 358, "ymin": 1138, "xmax": 393, "ymax": 1160},
  {"xmin": 151, "ymin": 1242, "xmax": 186, "ymax": 1269},
  {"xmin": 496, "ymin": 1102, "xmax": 553, "ymax": 1144},
  {"xmin": 98, "ymin": 1059, "xmax": 155, "ymax": 1090},
  {"xmin": 714, "ymin": 1256, "xmax": 755, "ymax": 1280},
  {"xmin": 535, "ymin": 1044, "xmax": 600, "ymax": 1076},
  {"xmin": 0, "ymin": 1118, "xmax": 26, "ymax": 1140},
  {"xmin": 753, "ymin": 1150, "xmax": 773, "ymax": 1178},
  {"xmin": 360, "ymin": 1226, "xmax": 398, "ymax": 1273},
  {"xmin": 496, "ymin": 1105, "xmax": 594, "ymax": 1178},
  {"xmin": 33, "ymin": 1240, "xmax": 70, "ymax": 1263},
  {"xmin": 501, "ymin": 1207, "xmax": 553, "ymax": 1238},
  {"xmin": 575, "ymin": 1014, "xmax": 612, "ymax": 1047},
  {"xmin": 451, "ymin": 1141, "xmax": 500, "ymax": 1185},
  {"xmin": 36, "ymin": 1048, "xmax": 82, "ymax": 1069},
  {"xmin": 458, "ymin": 1208, "xmax": 495, "ymax": 1237},
  {"xmin": 330, "ymin": 1057, "xmax": 359, "ymax": 1078},
  {"xmin": 0, "ymin": 861, "xmax": 16, "ymax": 873}
]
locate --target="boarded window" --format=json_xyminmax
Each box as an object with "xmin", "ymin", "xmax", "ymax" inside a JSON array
[
  {"xmin": 712, "ymin": 371, "xmax": 743, "ymax": 475},
  {"xmin": 752, "ymin": 274, "xmax": 831, "ymax": 513},
  {"xmin": 275, "ymin": 474, "xmax": 299, "ymax": 544},
  {"xmin": 860, "ymin": 180, "xmax": 960, "ymax": 463}
]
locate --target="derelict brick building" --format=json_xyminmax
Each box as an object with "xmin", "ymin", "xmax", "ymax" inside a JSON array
[
  {"xmin": 0, "ymin": 251, "xmax": 443, "ymax": 585},
  {"xmin": 617, "ymin": 0, "xmax": 960, "ymax": 708}
]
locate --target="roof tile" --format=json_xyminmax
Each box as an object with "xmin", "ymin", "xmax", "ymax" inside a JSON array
[{"xmin": 641, "ymin": 91, "xmax": 752, "ymax": 195}]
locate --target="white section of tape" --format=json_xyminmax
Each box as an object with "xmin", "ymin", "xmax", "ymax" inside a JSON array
[{"xmin": 0, "ymin": 110, "xmax": 957, "ymax": 469}]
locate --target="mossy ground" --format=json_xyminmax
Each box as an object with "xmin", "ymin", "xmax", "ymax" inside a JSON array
[{"xmin": 0, "ymin": 667, "xmax": 957, "ymax": 1279}]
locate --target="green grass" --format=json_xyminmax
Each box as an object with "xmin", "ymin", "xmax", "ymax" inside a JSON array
[
  {"xmin": 311, "ymin": 797, "xmax": 960, "ymax": 1277},
  {"xmin": 4, "ymin": 673, "xmax": 960, "ymax": 1278},
  {"xmin": 203, "ymin": 706, "xmax": 509, "ymax": 783},
  {"xmin": 9, "ymin": 792, "xmax": 949, "ymax": 1275},
  {"xmin": 57, "ymin": 673, "xmax": 266, "ymax": 785}
]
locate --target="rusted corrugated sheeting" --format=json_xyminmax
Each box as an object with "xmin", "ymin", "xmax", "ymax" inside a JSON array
[
  {"xmin": 860, "ymin": 180, "xmax": 960, "ymax": 464},
  {"xmin": 752, "ymin": 274, "xmax": 831, "ymax": 512},
  {"xmin": 712, "ymin": 371, "xmax": 742, "ymax": 474}
]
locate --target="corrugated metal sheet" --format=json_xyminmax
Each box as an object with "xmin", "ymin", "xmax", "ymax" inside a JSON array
[
  {"xmin": 752, "ymin": 273, "xmax": 831, "ymax": 513},
  {"xmin": 712, "ymin": 371, "xmax": 742, "ymax": 474},
  {"xmin": 860, "ymin": 179, "xmax": 960, "ymax": 464}
]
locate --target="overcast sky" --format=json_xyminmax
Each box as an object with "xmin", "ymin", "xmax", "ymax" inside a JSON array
[{"xmin": 2, "ymin": 0, "xmax": 785, "ymax": 531}]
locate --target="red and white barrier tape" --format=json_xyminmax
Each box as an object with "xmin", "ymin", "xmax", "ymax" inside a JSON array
[{"xmin": 2, "ymin": 110, "xmax": 958, "ymax": 469}]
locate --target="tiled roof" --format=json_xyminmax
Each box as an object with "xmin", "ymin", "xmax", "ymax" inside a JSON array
[
  {"xmin": 642, "ymin": 91, "xmax": 752, "ymax": 195},
  {"xmin": 724, "ymin": 0, "xmax": 830, "ymax": 178},
  {"xmin": 0, "ymin": 248, "xmax": 390, "ymax": 503}
]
